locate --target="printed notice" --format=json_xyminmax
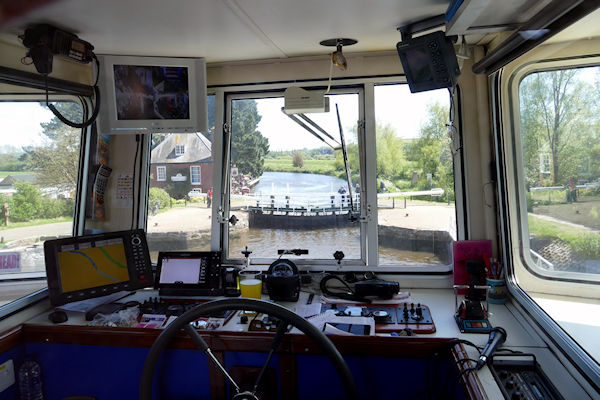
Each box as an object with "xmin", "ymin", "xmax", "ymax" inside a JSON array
[
  {"xmin": 115, "ymin": 173, "xmax": 133, "ymax": 208},
  {"xmin": 0, "ymin": 252, "xmax": 20, "ymax": 273}
]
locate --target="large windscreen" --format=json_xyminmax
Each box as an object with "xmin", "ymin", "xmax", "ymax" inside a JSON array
[
  {"xmin": 113, "ymin": 65, "xmax": 190, "ymax": 120},
  {"xmin": 57, "ymin": 238, "xmax": 130, "ymax": 292}
]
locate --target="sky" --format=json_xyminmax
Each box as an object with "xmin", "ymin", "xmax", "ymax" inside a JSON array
[
  {"xmin": 0, "ymin": 84, "xmax": 448, "ymax": 154},
  {"xmin": 255, "ymin": 85, "xmax": 449, "ymax": 151},
  {"xmin": 0, "ymin": 102, "xmax": 53, "ymax": 151}
]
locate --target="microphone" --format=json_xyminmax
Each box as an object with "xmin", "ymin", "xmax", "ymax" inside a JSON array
[{"xmin": 476, "ymin": 326, "xmax": 507, "ymax": 370}]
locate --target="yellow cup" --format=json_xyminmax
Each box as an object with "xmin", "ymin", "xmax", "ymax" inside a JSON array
[{"xmin": 239, "ymin": 278, "xmax": 262, "ymax": 299}]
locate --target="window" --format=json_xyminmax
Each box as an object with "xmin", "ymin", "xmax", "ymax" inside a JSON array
[
  {"xmin": 226, "ymin": 91, "xmax": 363, "ymax": 262},
  {"xmin": 374, "ymin": 84, "xmax": 455, "ymax": 266},
  {"xmin": 190, "ymin": 166, "xmax": 201, "ymax": 185},
  {"xmin": 518, "ymin": 66, "xmax": 600, "ymax": 276},
  {"xmin": 156, "ymin": 166, "xmax": 166, "ymax": 181},
  {"xmin": 0, "ymin": 100, "xmax": 82, "ymax": 306},
  {"xmin": 146, "ymin": 94, "xmax": 216, "ymax": 261},
  {"xmin": 500, "ymin": 11, "xmax": 600, "ymax": 371}
]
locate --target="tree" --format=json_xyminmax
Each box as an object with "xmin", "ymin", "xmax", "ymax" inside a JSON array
[
  {"xmin": 520, "ymin": 69, "xmax": 597, "ymax": 185},
  {"xmin": 376, "ymin": 122, "xmax": 407, "ymax": 179},
  {"xmin": 230, "ymin": 99, "xmax": 269, "ymax": 177},
  {"xmin": 292, "ymin": 151, "xmax": 304, "ymax": 168},
  {"xmin": 410, "ymin": 102, "xmax": 454, "ymax": 201},
  {"xmin": 26, "ymin": 102, "xmax": 81, "ymax": 192}
]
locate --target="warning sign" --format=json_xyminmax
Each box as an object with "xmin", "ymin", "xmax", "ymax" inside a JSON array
[{"xmin": 0, "ymin": 252, "xmax": 20, "ymax": 272}]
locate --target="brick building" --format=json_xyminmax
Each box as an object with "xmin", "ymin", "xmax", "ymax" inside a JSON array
[{"xmin": 150, "ymin": 133, "xmax": 213, "ymax": 193}]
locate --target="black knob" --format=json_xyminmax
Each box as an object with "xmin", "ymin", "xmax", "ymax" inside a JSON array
[
  {"xmin": 499, "ymin": 370, "xmax": 509, "ymax": 380},
  {"xmin": 506, "ymin": 380, "xmax": 515, "ymax": 389},
  {"xmin": 511, "ymin": 391, "xmax": 522, "ymax": 400}
]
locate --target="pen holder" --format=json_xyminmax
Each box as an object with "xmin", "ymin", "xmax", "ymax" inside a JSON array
[{"xmin": 486, "ymin": 278, "xmax": 508, "ymax": 304}]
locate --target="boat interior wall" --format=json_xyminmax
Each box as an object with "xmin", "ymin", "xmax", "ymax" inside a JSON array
[{"xmin": 206, "ymin": 51, "xmax": 405, "ymax": 87}]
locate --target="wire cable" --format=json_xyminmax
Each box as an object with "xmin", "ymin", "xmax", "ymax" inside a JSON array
[{"xmin": 131, "ymin": 135, "xmax": 140, "ymax": 229}]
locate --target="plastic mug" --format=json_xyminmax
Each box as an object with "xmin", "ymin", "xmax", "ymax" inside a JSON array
[
  {"xmin": 239, "ymin": 272, "xmax": 262, "ymax": 299},
  {"xmin": 486, "ymin": 278, "xmax": 508, "ymax": 304}
]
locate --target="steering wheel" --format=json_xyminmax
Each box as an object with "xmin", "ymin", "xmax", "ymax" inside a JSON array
[{"xmin": 139, "ymin": 298, "xmax": 359, "ymax": 400}]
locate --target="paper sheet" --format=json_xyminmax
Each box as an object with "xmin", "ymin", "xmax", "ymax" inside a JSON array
[
  {"xmin": 294, "ymin": 303, "xmax": 322, "ymax": 318},
  {"xmin": 291, "ymin": 312, "xmax": 375, "ymax": 336}
]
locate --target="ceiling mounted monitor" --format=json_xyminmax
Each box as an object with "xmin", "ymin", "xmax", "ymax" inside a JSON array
[
  {"xmin": 396, "ymin": 31, "xmax": 460, "ymax": 93},
  {"xmin": 97, "ymin": 55, "xmax": 208, "ymax": 134}
]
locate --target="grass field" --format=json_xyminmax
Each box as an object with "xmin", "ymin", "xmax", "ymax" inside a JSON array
[
  {"xmin": 264, "ymin": 158, "xmax": 337, "ymax": 175},
  {"xmin": 0, "ymin": 216, "xmax": 71, "ymax": 231},
  {"xmin": 0, "ymin": 171, "xmax": 32, "ymax": 179}
]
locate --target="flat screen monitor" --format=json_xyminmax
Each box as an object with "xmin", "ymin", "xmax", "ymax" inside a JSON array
[
  {"xmin": 396, "ymin": 31, "xmax": 460, "ymax": 93},
  {"xmin": 156, "ymin": 251, "xmax": 224, "ymax": 296},
  {"xmin": 44, "ymin": 229, "xmax": 153, "ymax": 306},
  {"xmin": 97, "ymin": 55, "xmax": 208, "ymax": 134}
]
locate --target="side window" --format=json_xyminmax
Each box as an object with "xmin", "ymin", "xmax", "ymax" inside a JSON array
[
  {"xmin": 146, "ymin": 94, "xmax": 215, "ymax": 260},
  {"xmin": 0, "ymin": 100, "xmax": 82, "ymax": 306},
  {"xmin": 374, "ymin": 84, "xmax": 455, "ymax": 267},
  {"xmin": 518, "ymin": 66, "xmax": 600, "ymax": 276}
]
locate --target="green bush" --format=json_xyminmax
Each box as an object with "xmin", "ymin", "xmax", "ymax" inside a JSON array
[
  {"xmin": 10, "ymin": 183, "xmax": 42, "ymax": 222},
  {"xmin": 149, "ymin": 187, "xmax": 171, "ymax": 209}
]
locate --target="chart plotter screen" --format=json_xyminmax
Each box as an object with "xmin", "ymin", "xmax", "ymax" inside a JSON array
[
  {"xmin": 57, "ymin": 238, "xmax": 130, "ymax": 292},
  {"xmin": 44, "ymin": 229, "xmax": 153, "ymax": 306}
]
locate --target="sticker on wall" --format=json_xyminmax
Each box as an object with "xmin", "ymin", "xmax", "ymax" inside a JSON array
[{"xmin": 115, "ymin": 173, "xmax": 134, "ymax": 208}]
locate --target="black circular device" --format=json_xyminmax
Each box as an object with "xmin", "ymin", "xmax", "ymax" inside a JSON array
[
  {"xmin": 268, "ymin": 259, "xmax": 298, "ymax": 277},
  {"xmin": 265, "ymin": 259, "xmax": 300, "ymax": 302},
  {"xmin": 48, "ymin": 310, "xmax": 68, "ymax": 324}
]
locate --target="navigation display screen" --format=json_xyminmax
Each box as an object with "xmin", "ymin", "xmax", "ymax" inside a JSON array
[
  {"xmin": 57, "ymin": 238, "xmax": 130, "ymax": 292},
  {"xmin": 159, "ymin": 256, "xmax": 204, "ymax": 284},
  {"xmin": 113, "ymin": 65, "xmax": 190, "ymax": 120}
]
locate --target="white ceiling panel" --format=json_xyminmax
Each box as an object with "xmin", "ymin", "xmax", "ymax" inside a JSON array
[{"xmin": 2, "ymin": 0, "xmax": 450, "ymax": 62}]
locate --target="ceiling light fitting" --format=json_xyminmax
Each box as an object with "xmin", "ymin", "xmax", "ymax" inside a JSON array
[{"xmin": 319, "ymin": 38, "xmax": 357, "ymax": 71}]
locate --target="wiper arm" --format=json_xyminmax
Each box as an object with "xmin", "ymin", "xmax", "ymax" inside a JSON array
[{"xmin": 280, "ymin": 107, "xmax": 338, "ymax": 149}]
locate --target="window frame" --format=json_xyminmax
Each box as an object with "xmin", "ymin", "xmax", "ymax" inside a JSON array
[
  {"xmin": 223, "ymin": 87, "xmax": 367, "ymax": 267},
  {"xmin": 0, "ymin": 95, "xmax": 90, "ymax": 318},
  {"xmin": 175, "ymin": 144, "xmax": 185, "ymax": 156},
  {"xmin": 506, "ymin": 56, "xmax": 600, "ymax": 285},
  {"xmin": 156, "ymin": 166, "xmax": 166, "ymax": 181},
  {"xmin": 209, "ymin": 76, "xmax": 463, "ymax": 273},
  {"xmin": 190, "ymin": 165, "xmax": 202, "ymax": 185}
]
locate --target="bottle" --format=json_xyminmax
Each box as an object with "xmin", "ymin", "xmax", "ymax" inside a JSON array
[{"xmin": 17, "ymin": 357, "xmax": 45, "ymax": 400}]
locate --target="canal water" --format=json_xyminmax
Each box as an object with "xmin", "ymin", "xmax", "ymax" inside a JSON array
[{"xmin": 230, "ymin": 171, "xmax": 448, "ymax": 266}]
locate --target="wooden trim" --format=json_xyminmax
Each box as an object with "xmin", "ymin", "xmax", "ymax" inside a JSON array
[
  {"xmin": 279, "ymin": 354, "xmax": 298, "ymax": 400},
  {"xmin": 0, "ymin": 325, "xmax": 23, "ymax": 353},
  {"xmin": 451, "ymin": 343, "xmax": 487, "ymax": 400},
  {"xmin": 23, "ymin": 323, "xmax": 455, "ymax": 358}
]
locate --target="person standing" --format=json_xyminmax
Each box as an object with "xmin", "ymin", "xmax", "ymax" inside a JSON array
[{"xmin": 207, "ymin": 187, "xmax": 213, "ymax": 208}]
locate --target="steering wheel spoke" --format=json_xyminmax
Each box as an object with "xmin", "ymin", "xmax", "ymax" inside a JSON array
[
  {"xmin": 183, "ymin": 323, "xmax": 241, "ymax": 393},
  {"xmin": 251, "ymin": 319, "xmax": 289, "ymax": 395}
]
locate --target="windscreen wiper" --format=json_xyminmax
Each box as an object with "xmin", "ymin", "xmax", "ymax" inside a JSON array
[
  {"xmin": 335, "ymin": 104, "xmax": 358, "ymax": 221},
  {"xmin": 280, "ymin": 107, "xmax": 339, "ymax": 149}
]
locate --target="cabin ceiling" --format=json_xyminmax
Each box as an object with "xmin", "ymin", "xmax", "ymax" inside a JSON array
[{"xmin": 0, "ymin": 0, "xmax": 451, "ymax": 63}]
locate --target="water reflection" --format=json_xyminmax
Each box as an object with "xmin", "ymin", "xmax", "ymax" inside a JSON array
[{"xmin": 229, "ymin": 227, "xmax": 446, "ymax": 265}]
